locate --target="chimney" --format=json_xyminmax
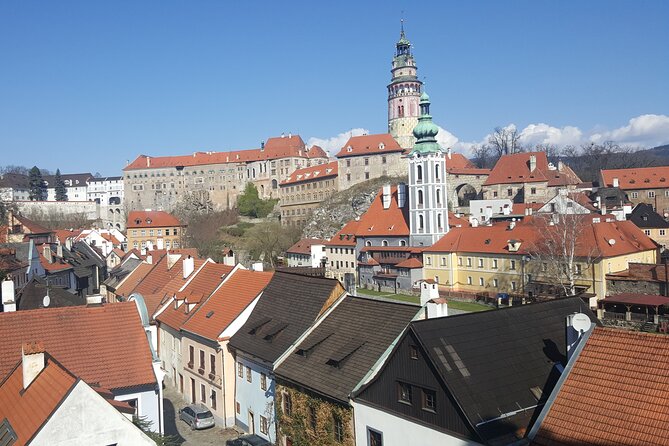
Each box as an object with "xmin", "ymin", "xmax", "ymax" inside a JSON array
[
  {"xmin": 613, "ymin": 177, "xmax": 619, "ymax": 188},
  {"xmin": 252, "ymin": 262, "xmax": 264, "ymax": 272},
  {"xmin": 146, "ymin": 254, "xmax": 153, "ymax": 264},
  {"xmin": 86, "ymin": 294, "xmax": 103, "ymax": 305},
  {"xmin": 22, "ymin": 342, "xmax": 45, "ymax": 389},
  {"xmin": 183, "ymin": 255, "xmax": 194, "ymax": 279},
  {"xmin": 420, "ymin": 281, "xmax": 440, "ymax": 306},
  {"xmin": 447, "ymin": 147, "xmax": 452, "ymax": 160},
  {"xmin": 397, "ymin": 183, "xmax": 407, "ymax": 208},
  {"xmin": 56, "ymin": 243, "xmax": 63, "ymax": 258},
  {"xmin": 43, "ymin": 245, "xmax": 53, "ymax": 264},
  {"xmin": 260, "ymin": 140, "xmax": 265, "ymax": 150},
  {"xmin": 382, "ymin": 184, "xmax": 392, "ymax": 210},
  {"xmin": 601, "ymin": 201, "xmax": 607, "ymax": 216},
  {"xmin": 529, "ymin": 154, "xmax": 537, "ymax": 172},
  {"xmin": 281, "ymin": 132, "xmax": 285, "ymax": 138},
  {"xmin": 288, "ymin": 132, "xmax": 292, "ymax": 139},
  {"xmin": 2, "ymin": 279, "xmax": 16, "ymax": 312},
  {"xmin": 566, "ymin": 313, "xmax": 593, "ymax": 361},
  {"xmin": 146, "ymin": 156, "xmax": 151, "ymax": 167}
]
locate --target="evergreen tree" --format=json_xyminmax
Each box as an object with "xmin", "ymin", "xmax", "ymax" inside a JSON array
[
  {"xmin": 54, "ymin": 169, "xmax": 68, "ymax": 201},
  {"xmin": 28, "ymin": 166, "xmax": 46, "ymax": 201},
  {"xmin": 236, "ymin": 183, "xmax": 277, "ymax": 218}
]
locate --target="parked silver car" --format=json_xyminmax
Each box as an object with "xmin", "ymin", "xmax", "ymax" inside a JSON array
[{"xmin": 179, "ymin": 404, "xmax": 215, "ymax": 430}]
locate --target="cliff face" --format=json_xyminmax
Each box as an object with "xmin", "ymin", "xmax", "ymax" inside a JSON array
[{"xmin": 302, "ymin": 175, "xmax": 407, "ymax": 240}]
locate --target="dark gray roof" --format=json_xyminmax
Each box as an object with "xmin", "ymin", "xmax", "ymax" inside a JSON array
[
  {"xmin": 0, "ymin": 243, "xmax": 31, "ymax": 262},
  {"xmin": 228, "ymin": 272, "xmax": 342, "ymax": 364},
  {"xmin": 104, "ymin": 258, "xmax": 142, "ymax": 289},
  {"xmin": 275, "ymin": 296, "xmax": 419, "ymax": 404},
  {"xmin": 409, "ymin": 298, "xmax": 599, "ymax": 443},
  {"xmin": 0, "ymin": 173, "xmax": 29, "ymax": 188},
  {"xmin": 629, "ymin": 203, "xmax": 669, "ymax": 228},
  {"xmin": 41, "ymin": 173, "xmax": 94, "ymax": 187},
  {"xmin": 17, "ymin": 277, "xmax": 84, "ymax": 310}
]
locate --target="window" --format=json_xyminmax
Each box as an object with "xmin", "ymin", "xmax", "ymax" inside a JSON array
[
  {"xmin": 493, "ymin": 191, "xmax": 498, "ymax": 198},
  {"xmin": 189, "ymin": 346, "xmax": 194, "ymax": 368},
  {"xmin": 409, "ymin": 345, "xmax": 418, "ymax": 360},
  {"xmin": 422, "ymin": 389, "xmax": 436, "ymax": 412},
  {"xmin": 425, "ymin": 256, "xmax": 431, "ymax": 266},
  {"xmin": 648, "ymin": 191, "xmax": 656, "ymax": 198},
  {"xmin": 246, "ymin": 366, "xmax": 252, "ymax": 382},
  {"xmin": 238, "ymin": 362, "xmax": 243, "ymax": 378},
  {"xmin": 511, "ymin": 281, "xmax": 517, "ymax": 291},
  {"xmin": 645, "ymin": 229, "xmax": 651, "ymax": 236},
  {"xmin": 493, "ymin": 278, "xmax": 499, "ymax": 287},
  {"xmin": 661, "ymin": 229, "xmax": 666, "ymax": 236},
  {"xmin": 440, "ymin": 257, "xmax": 447, "ymax": 266},
  {"xmin": 530, "ymin": 187, "xmax": 536, "ymax": 195},
  {"xmin": 398, "ymin": 382, "xmax": 412, "ymax": 404},
  {"xmin": 478, "ymin": 258, "xmax": 484, "ymax": 268},
  {"xmin": 333, "ymin": 415, "xmax": 344, "ymax": 442},
  {"xmin": 467, "ymin": 276, "xmax": 473, "ymax": 285},
  {"xmin": 507, "ymin": 188, "xmax": 513, "ymax": 197},
  {"xmin": 200, "ymin": 384, "xmax": 206, "ymax": 403},
  {"xmin": 467, "ymin": 257, "xmax": 472, "ymax": 267},
  {"xmin": 199, "ymin": 349, "xmax": 205, "ymax": 371},
  {"xmin": 631, "ymin": 192, "xmax": 638, "ymax": 199},
  {"xmin": 261, "ymin": 373, "xmax": 267, "ymax": 391},
  {"xmin": 479, "ymin": 277, "xmax": 484, "ymax": 286},
  {"xmin": 165, "ymin": 229, "xmax": 170, "ymax": 236},
  {"xmin": 236, "ymin": 401, "xmax": 240, "ymax": 414},
  {"xmin": 510, "ymin": 260, "xmax": 516, "ymax": 270},
  {"xmin": 368, "ymin": 429, "xmax": 383, "ymax": 446},
  {"xmin": 211, "ymin": 389, "xmax": 217, "ymax": 410},
  {"xmin": 492, "ymin": 259, "xmax": 498, "ymax": 269},
  {"xmin": 283, "ymin": 393, "xmax": 292, "ymax": 415},
  {"xmin": 382, "ymin": 156, "xmax": 387, "ymax": 164},
  {"xmin": 210, "ymin": 354, "xmax": 216, "ymax": 376},
  {"xmin": 364, "ymin": 157, "xmax": 369, "ymax": 166},
  {"xmin": 260, "ymin": 416, "xmax": 269, "ymax": 435},
  {"xmin": 575, "ymin": 264, "xmax": 582, "ymax": 275},
  {"xmin": 365, "ymin": 172, "xmax": 370, "ymax": 180}
]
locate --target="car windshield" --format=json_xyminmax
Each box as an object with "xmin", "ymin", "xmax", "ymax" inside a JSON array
[{"xmin": 196, "ymin": 410, "xmax": 213, "ymax": 419}]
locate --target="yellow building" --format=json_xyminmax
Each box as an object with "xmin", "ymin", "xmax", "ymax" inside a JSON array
[
  {"xmin": 422, "ymin": 215, "xmax": 658, "ymax": 307},
  {"xmin": 126, "ymin": 210, "xmax": 186, "ymax": 251}
]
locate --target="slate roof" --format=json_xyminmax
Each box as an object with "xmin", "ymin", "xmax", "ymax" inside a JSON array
[
  {"xmin": 181, "ymin": 269, "xmax": 274, "ymax": 341},
  {"xmin": 0, "ymin": 354, "xmax": 78, "ymax": 446},
  {"xmin": 276, "ymin": 296, "xmax": 418, "ymax": 404},
  {"xmin": 228, "ymin": 272, "xmax": 344, "ymax": 363},
  {"xmin": 0, "ymin": 173, "xmax": 29, "ymax": 189},
  {"xmin": 0, "ymin": 302, "xmax": 157, "ymax": 391},
  {"xmin": 629, "ymin": 203, "xmax": 669, "ymax": 229},
  {"xmin": 408, "ymin": 298, "xmax": 598, "ymax": 443},
  {"xmin": 103, "ymin": 257, "xmax": 143, "ymax": 290},
  {"xmin": 16, "ymin": 277, "xmax": 84, "ymax": 310},
  {"xmin": 532, "ymin": 327, "xmax": 669, "ymax": 446}
]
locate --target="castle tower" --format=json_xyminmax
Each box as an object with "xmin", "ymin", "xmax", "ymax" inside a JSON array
[
  {"xmin": 409, "ymin": 92, "xmax": 449, "ymax": 247},
  {"xmin": 388, "ymin": 22, "xmax": 423, "ymax": 149}
]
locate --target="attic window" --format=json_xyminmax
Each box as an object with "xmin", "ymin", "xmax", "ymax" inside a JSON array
[
  {"xmin": 484, "ymin": 239, "xmax": 491, "ymax": 244},
  {"xmin": 644, "ymin": 178, "xmax": 650, "ymax": 183},
  {"xmin": 326, "ymin": 340, "xmax": 365, "ymax": 368},
  {"xmin": 347, "ymin": 146, "xmax": 353, "ymax": 152},
  {"xmin": 629, "ymin": 179, "xmax": 636, "ymax": 184},
  {"xmin": 206, "ymin": 310, "xmax": 214, "ymax": 318},
  {"xmin": 296, "ymin": 333, "xmax": 333, "ymax": 358},
  {"xmin": 661, "ymin": 178, "xmax": 667, "ymax": 182},
  {"xmin": 379, "ymin": 142, "xmax": 385, "ymax": 150},
  {"xmin": 135, "ymin": 219, "xmax": 141, "ymax": 225},
  {"xmin": 248, "ymin": 316, "xmax": 272, "ymax": 335},
  {"xmin": 263, "ymin": 322, "xmax": 288, "ymax": 342},
  {"xmin": 146, "ymin": 218, "xmax": 152, "ymax": 224}
]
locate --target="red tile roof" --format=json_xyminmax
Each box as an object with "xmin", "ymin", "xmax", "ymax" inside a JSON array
[
  {"xmin": 325, "ymin": 220, "xmax": 360, "ymax": 247},
  {"xmin": 484, "ymin": 152, "xmax": 581, "ymax": 186},
  {"xmin": 533, "ymin": 327, "xmax": 669, "ymax": 446},
  {"xmin": 335, "ymin": 134, "xmax": 403, "ymax": 158},
  {"xmin": 123, "ymin": 135, "xmax": 322, "ymax": 171},
  {"xmin": 37, "ymin": 247, "xmax": 72, "ymax": 272},
  {"xmin": 601, "ymin": 165, "xmax": 669, "ymax": 190},
  {"xmin": 286, "ymin": 238, "xmax": 328, "ymax": 255},
  {"xmin": 425, "ymin": 215, "xmax": 657, "ymax": 258},
  {"xmin": 395, "ymin": 257, "xmax": 423, "ymax": 268},
  {"xmin": 114, "ymin": 262, "xmax": 154, "ymax": 298},
  {"xmin": 53, "ymin": 228, "xmax": 83, "ymax": 245},
  {"xmin": 307, "ymin": 145, "xmax": 328, "ymax": 159},
  {"xmin": 127, "ymin": 210, "xmax": 182, "ymax": 228},
  {"xmin": 281, "ymin": 161, "xmax": 338, "ymax": 186},
  {"xmin": 181, "ymin": 269, "xmax": 274, "ymax": 340},
  {"xmin": 0, "ymin": 355, "xmax": 77, "ymax": 446},
  {"xmin": 12, "ymin": 214, "xmax": 52, "ymax": 235},
  {"xmin": 355, "ymin": 186, "xmax": 409, "ymax": 237},
  {"xmin": 0, "ymin": 303, "xmax": 157, "ymax": 391}
]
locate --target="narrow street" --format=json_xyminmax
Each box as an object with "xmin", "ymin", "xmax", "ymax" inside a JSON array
[{"xmin": 163, "ymin": 386, "xmax": 242, "ymax": 445}]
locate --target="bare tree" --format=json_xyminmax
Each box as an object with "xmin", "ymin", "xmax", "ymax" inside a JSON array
[
  {"xmin": 564, "ymin": 141, "xmax": 659, "ymax": 182},
  {"xmin": 243, "ymin": 221, "xmax": 302, "ymax": 268},
  {"xmin": 488, "ymin": 126, "xmax": 523, "ymax": 157},
  {"xmin": 528, "ymin": 214, "xmax": 599, "ymax": 297},
  {"xmin": 470, "ymin": 144, "xmax": 496, "ymax": 168}
]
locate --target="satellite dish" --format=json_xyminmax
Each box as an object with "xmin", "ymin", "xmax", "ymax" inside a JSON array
[
  {"xmin": 571, "ymin": 313, "xmax": 591, "ymax": 332},
  {"xmin": 43, "ymin": 294, "xmax": 50, "ymax": 307}
]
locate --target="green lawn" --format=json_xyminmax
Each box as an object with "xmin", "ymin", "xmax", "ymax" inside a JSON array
[{"xmin": 355, "ymin": 289, "xmax": 491, "ymax": 312}]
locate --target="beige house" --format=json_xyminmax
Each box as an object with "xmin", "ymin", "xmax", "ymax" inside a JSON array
[
  {"xmin": 335, "ymin": 134, "xmax": 406, "ymax": 190},
  {"xmin": 126, "ymin": 210, "xmax": 185, "ymax": 251},
  {"xmin": 422, "ymin": 215, "xmax": 658, "ymax": 306},
  {"xmin": 324, "ymin": 220, "xmax": 360, "ymax": 288},
  {"xmin": 279, "ymin": 161, "xmax": 338, "ymax": 227}
]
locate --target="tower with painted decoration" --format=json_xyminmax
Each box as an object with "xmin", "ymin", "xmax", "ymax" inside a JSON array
[
  {"xmin": 409, "ymin": 92, "xmax": 449, "ymax": 247},
  {"xmin": 388, "ymin": 22, "xmax": 423, "ymax": 149}
]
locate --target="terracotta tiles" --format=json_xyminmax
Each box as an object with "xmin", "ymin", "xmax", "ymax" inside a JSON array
[
  {"xmin": 355, "ymin": 186, "xmax": 409, "ymax": 237},
  {"xmin": 281, "ymin": 161, "xmax": 338, "ymax": 186},
  {"xmin": 533, "ymin": 327, "xmax": 669, "ymax": 446},
  {"xmin": 181, "ymin": 269, "xmax": 274, "ymax": 340},
  {"xmin": 335, "ymin": 133, "xmax": 403, "ymax": 158},
  {"xmin": 0, "ymin": 356, "xmax": 77, "ymax": 446},
  {"xmin": 484, "ymin": 151, "xmax": 581, "ymax": 186},
  {"xmin": 286, "ymin": 238, "xmax": 327, "ymax": 255},
  {"xmin": 602, "ymin": 166, "xmax": 669, "ymax": 190},
  {"xmin": 127, "ymin": 210, "xmax": 182, "ymax": 228},
  {"xmin": 113, "ymin": 262, "xmax": 154, "ymax": 299},
  {"xmin": 0, "ymin": 303, "xmax": 157, "ymax": 391}
]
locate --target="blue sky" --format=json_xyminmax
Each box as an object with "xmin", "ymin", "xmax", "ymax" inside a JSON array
[{"xmin": 1, "ymin": 0, "xmax": 668, "ymax": 176}]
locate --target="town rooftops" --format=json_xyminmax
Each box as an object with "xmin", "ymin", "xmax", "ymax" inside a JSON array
[
  {"xmin": 483, "ymin": 152, "xmax": 581, "ymax": 186},
  {"xmin": 424, "ymin": 214, "xmax": 658, "ymax": 258},
  {"xmin": 532, "ymin": 327, "xmax": 669, "ymax": 446},
  {"xmin": 281, "ymin": 161, "xmax": 338, "ymax": 186},
  {"xmin": 335, "ymin": 133, "xmax": 404, "ymax": 158},
  {"xmin": 629, "ymin": 203, "xmax": 669, "ymax": 229},
  {"xmin": 16, "ymin": 277, "xmax": 83, "ymax": 310},
  {"xmin": 601, "ymin": 165, "xmax": 669, "ymax": 190},
  {"xmin": 41, "ymin": 173, "xmax": 94, "ymax": 187},
  {"xmin": 606, "ymin": 262, "xmax": 669, "ymax": 283},
  {"xmin": 0, "ymin": 302, "xmax": 157, "ymax": 391},
  {"xmin": 12, "ymin": 214, "xmax": 52, "ymax": 236},
  {"xmin": 286, "ymin": 238, "xmax": 327, "ymax": 256},
  {"xmin": 127, "ymin": 210, "xmax": 183, "ymax": 228},
  {"xmin": 123, "ymin": 134, "xmax": 326, "ymax": 171},
  {"xmin": 325, "ymin": 220, "xmax": 361, "ymax": 247},
  {"xmin": 181, "ymin": 268, "xmax": 274, "ymax": 341},
  {"xmin": 229, "ymin": 272, "xmax": 345, "ymax": 364},
  {"xmin": 445, "ymin": 153, "xmax": 491, "ymax": 175},
  {"xmin": 276, "ymin": 295, "xmax": 419, "ymax": 404},
  {"xmin": 356, "ymin": 185, "xmax": 409, "ymax": 237}
]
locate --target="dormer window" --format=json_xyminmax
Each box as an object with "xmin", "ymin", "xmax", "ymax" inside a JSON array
[
  {"xmin": 135, "ymin": 219, "xmax": 141, "ymax": 225},
  {"xmin": 379, "ymin": 142, "xmax": 385, "ymax": 150},
  {"xmin": 347, "ymin": 146, "xmax": 353, "ymax": 153},
  {"xmin": 146, "ymin": 218, "xmax": 152, "ymax": 224}
]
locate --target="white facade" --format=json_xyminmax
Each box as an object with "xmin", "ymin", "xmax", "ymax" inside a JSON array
[
  {"xmin": 468, "ymin": 199, "xmax": 514, "ymax": 224},
  {"xmin": 31, "ymin": 380, "xmax": 155, "ymax": 445},
  {"xmin": 409, "ymin": 152, "xmax": 449, "ymax": 247},
  {"xmin": 309, "ymin": 243, "xmax": 327, "ymax": 268},
  {"xmin": 352, "ymin": 400, "xmax": 482, "ymax": 446},
  {"xmin": 537, "ymin": 190, "xmax": 592, "ymax": 215}
]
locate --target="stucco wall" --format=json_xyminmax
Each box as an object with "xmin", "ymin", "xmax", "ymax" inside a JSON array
[{"xmin": 235, "ymin": 353, "xmax": 276, "ymax": 443}]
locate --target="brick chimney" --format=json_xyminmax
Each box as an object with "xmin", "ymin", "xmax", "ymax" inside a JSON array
[{"xmin": 22, "ymin": 341, "xmax": 45, "ymax": 389}]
